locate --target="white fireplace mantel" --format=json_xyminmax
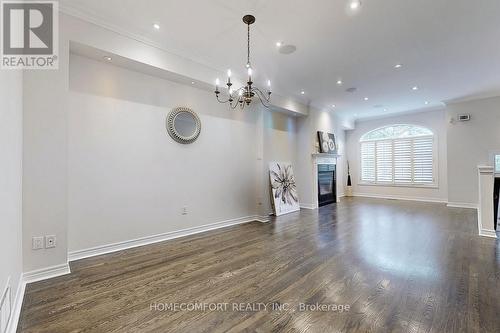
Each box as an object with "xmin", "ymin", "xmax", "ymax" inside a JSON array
[
  {"xmin": 311, "ymin": 153, "xmax": 341, "ymax": 165},
  {"xmin": 477, "ymin": 165, "xmax": 497, "ymax": 238}
]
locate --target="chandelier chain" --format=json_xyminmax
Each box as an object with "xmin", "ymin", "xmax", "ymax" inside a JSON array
[
  {"xmin": 214, "ymin": 15, "xmax": 271, "ymax": 110},
  {"xmin": 247, "ymin": 23, "xmax": 250, "ymax": 66}
]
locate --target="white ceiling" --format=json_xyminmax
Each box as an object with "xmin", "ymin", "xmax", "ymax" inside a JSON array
[{"xmin": 60, "ymin": 0, "xmax": 500, "ymax": 120}]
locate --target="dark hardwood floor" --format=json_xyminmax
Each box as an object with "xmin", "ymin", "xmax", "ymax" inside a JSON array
[{"xmin": 18, "ymin": 198, "xmax": 500, "ymax": 332}]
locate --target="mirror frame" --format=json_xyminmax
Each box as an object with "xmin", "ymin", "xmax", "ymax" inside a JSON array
[{"xmin": 166, "ymin": 107, "xmax": 201, "ymax": 144}]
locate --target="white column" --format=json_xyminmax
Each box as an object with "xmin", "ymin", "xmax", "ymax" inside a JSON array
[{"xmin": 477, "ymin": 166, "xmax": 497, "ymax": 238}]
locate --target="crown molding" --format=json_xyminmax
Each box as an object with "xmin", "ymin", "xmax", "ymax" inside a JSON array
[
  {"xmin": 59, "ymin": 4, "xmax": 308, "ymax": 115},
  {"xmin": 59, "ymin": 4, "xmax": 221, "ymax": 73}
]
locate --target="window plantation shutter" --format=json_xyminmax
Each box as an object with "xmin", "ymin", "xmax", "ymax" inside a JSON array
[
  {"xmin": 376, "ymin": 140, "xmax": 393, "ymax": 182},
  {"xmin": 394, "ymin": 139, "xmax": 412, "ymax": 183},
  {"xmin": 361, "ymin": 141, "xmax": 375, "ymax": 182},
  {"xmin": 413, "ymin": 136, "xmax": 434, "ymax": 183},
  {"xmin": 359, "ymin": 125, "xmax": 435, "ymax": 186}
]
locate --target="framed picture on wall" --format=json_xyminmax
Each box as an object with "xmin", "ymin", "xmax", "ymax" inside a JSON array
[{"xmin": 317, "ymin": 131, "xmax": 337, "ymax": 154}]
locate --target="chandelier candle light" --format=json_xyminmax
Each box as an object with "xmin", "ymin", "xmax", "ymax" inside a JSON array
[{"xmin": 215, "ymin": 15, "xmax": 272, "ymax": 109}]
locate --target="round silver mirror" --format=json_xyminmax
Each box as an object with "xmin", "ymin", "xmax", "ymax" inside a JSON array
[{"xmin": 166, "ymin": 107, "xmax": 201, "ymax": 144}]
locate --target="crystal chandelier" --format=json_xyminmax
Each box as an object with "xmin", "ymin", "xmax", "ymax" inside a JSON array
[{"xmin": 214, "ymin": 15, "xmax": 271, "ymax": 109}]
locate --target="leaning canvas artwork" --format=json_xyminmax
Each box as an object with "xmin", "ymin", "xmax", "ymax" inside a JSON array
[{"xmin": 269, "ymin": 162, "xmax": 300, "ymax": 216}]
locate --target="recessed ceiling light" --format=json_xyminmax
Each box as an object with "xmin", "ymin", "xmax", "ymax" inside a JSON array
[
  {"xmin": 412, "ymin": 86, "xmax": 419, "ymax": 91},
  {"xmin": 424, "ymin": 101, "xmax": 430, "ymax": 105},
  {"xmin": 364, "ymin": 97, "xmax": 369, "ymax": 101},
  {"xmin": 394, "ymin": 63, "xmax": 403, "ymax": 69},
  {"xmin": 349, "ymin": 0, "xmax": 361, "ymax": 10},
  {"xmin": 103, "ymin": 56, "xmax": 112, "ymax": 61},
  {"xmin": 301, "ymin": 91, "xmax": 305, "ymax": 95},
  {"xmin": 153, "ymin": 23, "xmax": 160, "ymax": 30},
  {"xmin": 332, "ymin": 104, "xmax": 336, "ymax": 108},
  {"xmin": 336, "ymin": 80, "xmax": 343, "ymax": 85},
  {"xmin": 276, "ymin": 41, "xmax": 282, "ymax": 47},
  {"xmin": 191, "ymin": 81, "xmax": 195, "ymax": 85},
  {"xmin": 383, "ymin": 108, "xmax": 388, "ymax": 112}
]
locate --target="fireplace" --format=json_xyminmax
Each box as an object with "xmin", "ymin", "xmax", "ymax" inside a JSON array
[{"xmin": 318, "ymin": 164, "xmax": 336, "ymax": 206}]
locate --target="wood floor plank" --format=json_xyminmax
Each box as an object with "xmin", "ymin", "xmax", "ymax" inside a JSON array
[{"xmin": 17, "ymin": 198, "xmax": 500, "ymax": 332}]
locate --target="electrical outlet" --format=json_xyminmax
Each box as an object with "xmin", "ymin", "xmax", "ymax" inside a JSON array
[
  {"xmin": 32, "ymin": 236, "xmax": 44, "ymax": 250},
  {"xmin": 45, "ymin": 235, "xmax": 56, "ymax": 248},
  {"xmin": 182, "ymin": 206, "xmax": 188, "ymax": 215}
]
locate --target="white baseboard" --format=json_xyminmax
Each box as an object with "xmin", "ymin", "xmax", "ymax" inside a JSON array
[
  {"xmin": 22, "ymin": 263, "xmax": 71, "ymax": 284},
  {"xmin": 446, "ymin": 202, "xmax": 478, "ymax": 209},
  {"xmin": 6, "ymin": 263, "xmax": 71, "ymax": 333},
  {"xmin": 255, "ymin": 215, "xmax": 270, "ymax": 223},
  {"xmin": 352, "ymin": 192, "xmax": 447, "ymax": 204},
  {"xmin": 68, "ymin": 215, "xmax": 267, "ymax": 262},
  {"xmin": 6, "ymin": 273, "xmax": 24, "ymax": 333},
  {"xmin": 479, "ymin": 228, "xmax": 498, "ymax": 238}
]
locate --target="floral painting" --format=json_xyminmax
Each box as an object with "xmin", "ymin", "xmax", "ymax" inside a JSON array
[{"xmin": 269, "ymin": 162, "xmax": 300, "ymax": 216}]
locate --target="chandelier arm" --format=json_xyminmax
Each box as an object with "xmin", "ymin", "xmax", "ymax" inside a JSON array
[
  {"xmin": 252, "ymin": 89, "xmax": 271, "ymax": 108},
  {"xmin": 217, "ymin": 86, "xmax": 247, "ymax": 105},
  {"xmin": 257, "ymin": 95, "xmax": 271, "ymax": 108},
  {"xmin": 252, "ymin": 87, "xmax": 272, "ymax": 103},
  {"xmin": 216, "ymin": 94, "xmax": 229, "ymax": 103},
  {"xmin": 230, "ymin": 99, "xmax": 242, "ymax": 109},
  {"xmin": 216, "ymin": 94, "xmax": 235, "ymax": 104}
]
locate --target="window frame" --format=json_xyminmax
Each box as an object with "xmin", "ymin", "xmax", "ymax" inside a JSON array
[{"xmin": 358, "ymin": 125, "xmax": 438, "ymax": 188}]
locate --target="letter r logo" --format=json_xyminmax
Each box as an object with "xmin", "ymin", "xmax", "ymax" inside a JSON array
[{"xmin": 2, "ymin": 1, "xmax": 53, "ymax": 54}]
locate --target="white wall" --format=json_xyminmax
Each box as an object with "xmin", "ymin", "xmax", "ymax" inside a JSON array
[
  {"xmin": 0, "ymin": 71, "xmax": 23, "ymax": 319},
  {"xmin": 67, "ymin": 54, "xmax": 260, "ymax": 251},
  {"xmin": 21, "ymin": 13, "xmax": 340, "ymax": 270},
  {"xmin": 22, "ymin": 27, "xmax": 69, "ymax": 271},
  {"xmin": 446, "ymin": 96, "xmax": 500, "ymax": 206},
  {"xmin": 295, "ymin": 108, "xmax": 346, "ymax": 207},
  {"xmin": 260, "ymin": 110, "xmax": 298, "ymax": 215},
  {"xmin": 345, "ymin": 110, "xmax": 448, "ymax": 202}
]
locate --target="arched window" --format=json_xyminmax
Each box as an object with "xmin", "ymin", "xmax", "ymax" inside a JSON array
[{"xmin": 360, "ymin": 125, "xmax": 435, "ymax": 186}]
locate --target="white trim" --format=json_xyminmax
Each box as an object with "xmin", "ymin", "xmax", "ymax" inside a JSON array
[
  {"xmin": 358, "ymin": 182, "xmax": 438, "ymax": 189},
  {"xmin": 360, "ymin": 127, "xmax": 433, "ymax": 142},
  {"xmin": 479, "ymin": 228, "xmax": 498, "ymax": 238},
  {"xmin": 5, "ymin": 274, "xmax": 24, "ymax": 333},
  {"xmin": 6, "ymin": 263, "xmax": 71, "ymax": 333},
  {"xmin": 23, "ymin": 263, "xmax": 71, "ymax": 284},
  {"xmin": 1, "ymin": 277, "xmax": 12, "ymax": 333},
  {"xmin": 255, "ymin": 216, "xmax": 271, "ymax": 223},
  {"xmin": 58, "ymin": 5, "xmax": 218, "ymax": 75},
  {"xmin": 446, "ymin": 202, "xmax": 478, "ymax": 209},
  {"xmin": 477, "ymin": 165, "xmax": 494, "ymax": 174},
  {"xmin": 68, "ymin": 215, "xmax": 267, "ymax": 262},
  {"xmin": 5, "ymin": 274, "xmax": 23, "ymax": 333},
  {"xmin": 352, "ymin": 192, "xmax": 447, "ymax": 204},
  {"xmin": 6, "ymin": 215, "xmax": 268, "ymax": 331}
]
